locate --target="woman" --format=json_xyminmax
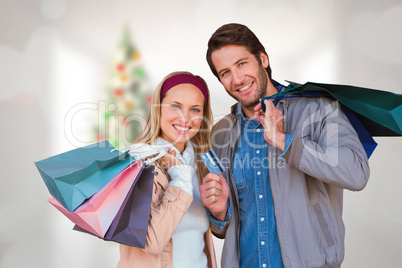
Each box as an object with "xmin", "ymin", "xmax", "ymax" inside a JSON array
[{"xmin": 117, "ymin": 71, "xmax": 217, "ymax": 268}]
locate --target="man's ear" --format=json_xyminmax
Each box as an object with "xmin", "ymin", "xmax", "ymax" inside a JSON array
[{"xmin": 260, "ymin": 52, "xmax": 269, "ymax": 68}]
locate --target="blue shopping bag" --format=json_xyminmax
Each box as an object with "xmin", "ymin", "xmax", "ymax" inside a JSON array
[{"xmin": 35, "ymin": 140, "xmax": 133, "ymax": 212}]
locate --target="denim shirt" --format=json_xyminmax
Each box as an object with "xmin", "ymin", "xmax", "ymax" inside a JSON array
[
  {"xmin": 208, "ymin": 83, "xmax": 294, "ymax": 267},
  {"xmin": 233, "ymin": 103, "xmax": 284, "ymax": 268}
]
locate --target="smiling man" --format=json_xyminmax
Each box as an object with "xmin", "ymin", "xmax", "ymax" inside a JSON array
[
  {"xmin": 210, "ymin": 44, "xmax": 272, "ymax": 116},
  {"xmin": 199, "ymin": 23, "xmax": 370, "ymax": 268}
]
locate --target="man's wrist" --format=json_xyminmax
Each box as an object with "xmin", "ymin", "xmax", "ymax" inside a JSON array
[
  {"xmin": 276, "ymin": 132, "xmax": 286, "ymax": 151},
  {"xmin": 211, "ymin": 207, "xmax": 228, "ymax": 222},
  {"xmin": 208, "ymin": 203, "xmax": 232, "ymax": 230}
]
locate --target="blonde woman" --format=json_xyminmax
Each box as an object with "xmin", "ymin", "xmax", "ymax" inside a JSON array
[{"xmin": 117, "ymin": 71, "xmax": 217, "ymax": 268}]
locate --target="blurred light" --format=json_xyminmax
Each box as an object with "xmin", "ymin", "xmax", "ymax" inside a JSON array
[
  {"xmin": 0, "ymin": 46, "xmax": 22, "ymax": 101},
  {"xmin": 52, "ymin": 42, "xmax": 101, "ymax": 150},
  {"xmin": 348, "ymin": 6, "xmax": 402, "ymax": 64},
  {"xmin": 41, "ymin": 0, "xmax": 66, "ymax": 20},
  {"xmin": 1, "ymin": 239, "xmax": 55, "ymax": 268},
  {"xmin": 297, "ymin": 44, "xmax": 338, "ymax": 83}
]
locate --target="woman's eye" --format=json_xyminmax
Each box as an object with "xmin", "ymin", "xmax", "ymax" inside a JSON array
[
  {"xmin": 191, "ymin": 108, "xmax": 201, "ymax": 113},
  {"xmin": 171, "ymin": 104, "xmax": 179, "ymax": 109}
]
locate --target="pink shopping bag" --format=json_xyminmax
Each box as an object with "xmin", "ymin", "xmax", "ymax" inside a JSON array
[
  {"xmin": 74, "ymin": 164, "xmax": 155, "ymax": 248},
  {"xmin": 48, "ymin": 161, "xmax": 144, "ymax": 237}
]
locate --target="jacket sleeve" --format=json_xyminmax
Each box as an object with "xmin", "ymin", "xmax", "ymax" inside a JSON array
[
  {"xmin": 209, "ymin": 115, "xmax": 237, "ymax": 239},
  {"xmin": 284, "ymin": 99, "xmax": 370, "ymax": 191},
  {"xmin": 144, "ymin": 166, "xmax": 193, "ymax": 255}
]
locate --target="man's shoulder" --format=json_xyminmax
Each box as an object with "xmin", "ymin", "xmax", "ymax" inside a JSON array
[
  {"xmin": 212, "ymin": 113, "xmax": 237, "ymax": 133},
  {"xmin": 210, "ymin": 112, "xmax": 238, "ymax": 151},
  {"xmin": 286, "ymin": 95, "xmax": 337, "ymax": 112}
]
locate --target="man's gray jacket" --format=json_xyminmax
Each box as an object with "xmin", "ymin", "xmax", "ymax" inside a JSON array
[{"xmin": 210, "ymin": 96, "xmax": 370, "ymax": 268}]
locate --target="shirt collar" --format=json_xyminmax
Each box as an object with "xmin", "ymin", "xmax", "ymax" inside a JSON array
[{"xmin": 235, "ymin": 103, "xmax": 261, "ymax": 128}]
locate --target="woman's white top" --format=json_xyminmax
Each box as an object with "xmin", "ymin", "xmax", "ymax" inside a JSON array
[{"xmin": 154, "ymin": 138, "xmax": 209, "ymax": 268}]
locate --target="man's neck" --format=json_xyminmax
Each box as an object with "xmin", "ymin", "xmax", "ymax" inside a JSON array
[
  {"xmin": 242, "ymin": 104, "xmax": 257, "ymax": 119},
  {"xmin": 266, "ymin": 79, "xmax": 279, "ymax": 97}
]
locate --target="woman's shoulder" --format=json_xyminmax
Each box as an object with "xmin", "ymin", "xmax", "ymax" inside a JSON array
[{"xmin": 147, "ymin": 161, "xmax": 169, "ymax": 189}]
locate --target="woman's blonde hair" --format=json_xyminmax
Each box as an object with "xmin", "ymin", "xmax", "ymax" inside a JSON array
[{"xmin": 134, "ymin": 71, "xmax": 213, "ymax": 183}]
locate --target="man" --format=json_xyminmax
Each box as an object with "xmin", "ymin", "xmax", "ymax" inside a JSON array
[{"xmin": 199, "ymin": 23, "xmax": 370, "ymax": 268}]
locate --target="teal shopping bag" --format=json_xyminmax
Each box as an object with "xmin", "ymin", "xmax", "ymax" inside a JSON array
[
  {"xmin": 262, "ymin": 81, "xmax": 402, "ymax": 136},
  {"xmin": 294, "ymin": 82, "xmax": 402, "ymax": 136},
  {"xmin": 261, "ymin": 81, "xmax": 402, "ymax": 158},
  {"xmin": 35, "ymin": 140, "xmax": 133, "ymax": 212}
]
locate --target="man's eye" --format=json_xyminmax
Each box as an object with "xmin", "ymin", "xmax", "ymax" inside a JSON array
[
  {"xmin": 220, "ymin": 71, "xmax": 229, "ymax": 78},
  {"xmin": 239, "ymin": 61, "xmax": 246, "ymax": 66}
]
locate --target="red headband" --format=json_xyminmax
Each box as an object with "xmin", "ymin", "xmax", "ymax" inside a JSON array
[{"xmin": 160, "ymin": 74, "xmax": 208, "ymax": 104}]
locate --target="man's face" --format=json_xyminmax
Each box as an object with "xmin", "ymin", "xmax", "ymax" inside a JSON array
[{"xmin": 211, "ymin": 44, "xmax": 269, "ymax": 109}]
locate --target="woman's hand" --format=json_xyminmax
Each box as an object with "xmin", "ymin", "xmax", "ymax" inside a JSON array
[{"xmin": 160, "ymin": 148, "xmax": 183, "ymax": 170}]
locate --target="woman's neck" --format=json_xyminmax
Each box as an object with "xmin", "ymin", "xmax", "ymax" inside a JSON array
[{"xmin": 175, "ymin": 143, "xmax": 186, "ymax": 154}]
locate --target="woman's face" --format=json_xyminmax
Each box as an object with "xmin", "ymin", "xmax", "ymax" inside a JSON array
[{"xmin": 160, "ymin": 83, "xmax": 205, "ymax": 152}]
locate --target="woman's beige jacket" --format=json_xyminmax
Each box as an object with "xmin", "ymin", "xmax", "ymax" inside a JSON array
[{"xmin": 117, "ymin": 164, "xmax": 217, "ymax": 268}]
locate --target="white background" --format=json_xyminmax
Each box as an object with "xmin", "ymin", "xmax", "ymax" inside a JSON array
[{"xmin": 0, "ymin": 0, "xmax": 401, "ymax": 267}]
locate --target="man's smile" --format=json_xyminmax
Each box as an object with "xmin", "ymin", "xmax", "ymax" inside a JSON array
[{"xmin": 237, "ymin": 82, "xmax": 253, "ymax": 92}]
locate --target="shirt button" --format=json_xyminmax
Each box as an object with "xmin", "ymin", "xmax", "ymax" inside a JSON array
[
  {"xmin": 256, "ymin": 150, "xmax": 260, "ymax": 154},
  {"xmin": 257, "ymin": 171, "xmax": 261, "ymax": 175},
  {"xmin": 260, "ymin": 217, "xmax": 265, "ymax": 221},
  {"xmin": 256, "ymin": 129, "xmax": 261, "ymax": 133},
  {"xmin": 259, "ymin": 195, "xmax": 263, "ymax": 199},
  {"xmin": 261, "ymin": 241, "xmax": 265, "ymax": 245},
  {"xmin": 262, "ymin": 264, "xmax": 267, "ymax": 267}
]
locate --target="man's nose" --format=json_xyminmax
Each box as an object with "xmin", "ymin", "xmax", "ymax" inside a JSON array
[{"xmin": 232, "ymin": 70, "xmax": 245, "ymax": 86}]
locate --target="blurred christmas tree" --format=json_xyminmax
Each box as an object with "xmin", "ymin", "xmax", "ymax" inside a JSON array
[{"xmin": 96, "ymin": 26, "xmax": 151, "ymax": 148}]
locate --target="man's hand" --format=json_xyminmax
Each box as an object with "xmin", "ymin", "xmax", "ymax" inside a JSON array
[
  {"xmin": 254, "ymin": 99, "xmax": 286, "ymax": 151},
  {"xmin": 199, "ymin": 173, "xmax": 229, "ymax": 221}
]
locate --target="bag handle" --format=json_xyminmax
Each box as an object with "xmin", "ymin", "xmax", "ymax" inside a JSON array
[{"xmin": 113, "ymin": 143, "xmax": 170, "ymax": 165}]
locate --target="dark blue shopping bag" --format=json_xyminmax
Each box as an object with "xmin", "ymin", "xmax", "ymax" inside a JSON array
[{"xmin": 74, "ymin": 164, "xmax": 155, "ymax": 249}]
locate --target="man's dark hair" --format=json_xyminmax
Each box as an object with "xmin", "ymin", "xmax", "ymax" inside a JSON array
[{"xmin": 206, "ymin": 23, "xmax": 272, "ymax": 81}]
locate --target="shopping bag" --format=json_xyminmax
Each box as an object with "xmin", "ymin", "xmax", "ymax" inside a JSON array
[
  {"xmin": 297, "ymin": 82, "xmax": 402, "ymax": 136},
  {"xmin": 35, "ymin": 140, "xmax": 132, "ymax": 212},
  {"xmin": 262, "ymin": 81, "xmax": 402, "ymax": 136},
  {"xmin": 48, "ymin": 160, "xmax": 142, "ymax": 237},
  {"xmin": 261, "ymin": 81, "xmax": 402, "ymax": 158},
  {"xmin": 74, "ymin": 164, "xmax": 155, "ymax": 249},
  {"xmin": 340, "ymin": 105, "xmax": 378, "ymax": 158}
]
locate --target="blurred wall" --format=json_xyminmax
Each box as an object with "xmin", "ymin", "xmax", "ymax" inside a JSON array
[{"xmin": 0, "ymin": 0, "xmax": 401, "ymax": 267}]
